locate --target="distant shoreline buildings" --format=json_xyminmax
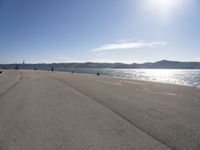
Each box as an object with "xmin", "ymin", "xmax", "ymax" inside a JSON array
[{"xmin": 1, "ymin": 60, "xmax": 200, "ymax": 69}]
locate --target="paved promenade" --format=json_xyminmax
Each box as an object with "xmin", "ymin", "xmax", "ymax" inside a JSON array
[{"xmin": 0, "ymin": 70, "xmax": 200, "ymax": 150}]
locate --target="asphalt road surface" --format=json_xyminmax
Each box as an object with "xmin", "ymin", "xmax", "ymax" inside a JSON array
[{"xmin": 0, "ymin": 70, "xmax": 200, "ymax": 150}]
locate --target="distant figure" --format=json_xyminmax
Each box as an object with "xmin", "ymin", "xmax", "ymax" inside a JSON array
[
  {"xmin": 51, "ymin": 67, "xmax": 54, "ymax": 72},
  {"xmin": 15, "ymin": 64, "xmax": 19, "ymax": 70},
  {"xmin": 97, "ymin": 72, "xmax": 100, "ymax": 76},
  {"xmin": 34, "ymin": 67, "xmax": 37, "ymax": 71},
  {"xmin": 72, "ymin": 71, "xmax": 74, "ymax": 73}
]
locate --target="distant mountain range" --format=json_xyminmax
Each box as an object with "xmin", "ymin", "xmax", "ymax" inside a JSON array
[{"xmin": 1, "ymin": 60, "xmax": 200, "ymax": 69}]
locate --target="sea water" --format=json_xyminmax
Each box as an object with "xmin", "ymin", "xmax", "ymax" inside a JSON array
[{"xmin": 56, "ymin": 68, "xmax": 200, "ymax": 87}]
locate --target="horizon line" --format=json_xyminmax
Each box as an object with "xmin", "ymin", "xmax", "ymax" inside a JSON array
[{"xmin": 1, "ymin": 59, "xmax": 200, "ymax": 65}]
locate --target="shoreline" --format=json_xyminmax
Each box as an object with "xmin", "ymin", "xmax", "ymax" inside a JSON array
[
  {"xmin": 2, "ymin": 68, "xmax": 200, "ymax": 89},
  {"xmin": 44, "ymin": 69, "xmax": 200, "ymax": 89}
]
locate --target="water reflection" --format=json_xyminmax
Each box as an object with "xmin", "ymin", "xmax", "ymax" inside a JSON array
[{"xmin": 56, "ymin": 68, "xmax": 200, "ymax": 87}]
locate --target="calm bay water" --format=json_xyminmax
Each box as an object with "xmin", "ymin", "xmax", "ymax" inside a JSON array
[{"xmin": 56, "ymin": 68, "xmax": 200, "ymax": 87}]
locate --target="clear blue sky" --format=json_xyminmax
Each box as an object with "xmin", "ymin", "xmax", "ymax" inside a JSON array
[{"xmin": 0, "ymin": 0, "xmax": 200, "ymax": 63}]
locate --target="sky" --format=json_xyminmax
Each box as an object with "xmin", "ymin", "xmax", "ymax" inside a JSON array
[{"xmin": 0, "ymin": 0, "xmax": 200, "ymax": 64}]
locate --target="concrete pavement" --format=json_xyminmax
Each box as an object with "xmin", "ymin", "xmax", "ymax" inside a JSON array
[{"xmin": 0, "ymin": 70, "xmax": 200, "ymax": 150}]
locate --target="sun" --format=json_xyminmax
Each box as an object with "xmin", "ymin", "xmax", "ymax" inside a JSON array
[
  {"xmin": 151, "ymin": 0, "xmax": 180, "ymax": 10},
  {"xmin": 145, "ymin": 0, "xmax": 182, "ymax": 16}
]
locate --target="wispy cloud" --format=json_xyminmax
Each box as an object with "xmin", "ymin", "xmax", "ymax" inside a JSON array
[{"xmin": 91, "ymin": 41, "xmax": 167, "ymax": 52}]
